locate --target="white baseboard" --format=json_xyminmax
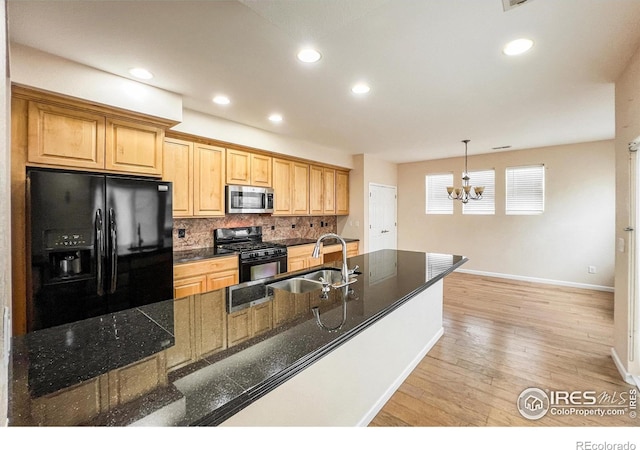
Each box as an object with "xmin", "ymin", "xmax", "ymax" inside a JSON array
[
  {"xmin": 357, "ymin": 326, "xmax": 444, "ymax": 426},
  {"xmin": 455, "ymin": 268, "xmax": 614, "ymax": 293},
  {"xmin": 610, "ymin": 347, "xmax": 639, "ymax": 386}
]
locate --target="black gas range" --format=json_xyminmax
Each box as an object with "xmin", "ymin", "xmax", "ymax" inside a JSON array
[{"xmin": 214, "ymin": 226, "xmax": 287, "ymax": 283}]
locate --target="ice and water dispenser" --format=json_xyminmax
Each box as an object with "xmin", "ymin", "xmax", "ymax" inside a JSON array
[{"xmin": 45, "ymin": 229, "xmax": 92, "ymax": 280}]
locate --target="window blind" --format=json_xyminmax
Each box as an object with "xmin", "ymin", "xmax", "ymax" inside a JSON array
[
  {"xmin": 425, "ymin": 173, "xmax": 453, "ymax": 214},
  {"xmin": 427, "ymin": 253, "xmax": 454, "ymax": 278},
  {"xmin": 505, "ymin": 165, "xmax": 545, "ymax": 215},
  {"xmin": 462, "ymin": 169, "xmax": 495, "ymax": 215}
]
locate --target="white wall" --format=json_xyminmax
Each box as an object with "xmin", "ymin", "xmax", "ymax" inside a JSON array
[
  {"xmin": 397, "ymin": 141, "xmax": 615, "ymax": 289},
  {"xmin": 1, "ymin": 0, "xmax": 11, "ymax": 426},
  {"xmin": 172, "ymin": 109, "xmax": 352, "ymax": 169},
  {"xmin": 10, "ymin": 44, "xmax": 353, "ymax": 170},
  {"xmin": 338, "ymin": 154, "xmax": 398, "ymax": 253},
  {"xmin": 614, "ymin": 40, "xmax": 640, "ymax": 381}
]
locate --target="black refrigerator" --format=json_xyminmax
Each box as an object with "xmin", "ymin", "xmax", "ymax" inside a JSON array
[{"xmin": 27, "ymin": 168, "xmax": 174, "ymax": 332}]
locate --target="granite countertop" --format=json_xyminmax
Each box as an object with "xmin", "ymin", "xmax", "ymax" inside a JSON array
[
  {"xmin": 173, "ymin": 238, "xmax": 360, "ymax": 264},
  {"xmin": 173, "ymin": 247, "xmax": 231, "ymax": 264},
  {"xmin": 9, "ymin": 249, "xmax": 466, "ymax": 427}
]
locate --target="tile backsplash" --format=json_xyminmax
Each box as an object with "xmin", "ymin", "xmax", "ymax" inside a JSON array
[{"xmin": 173, "ymin": 215, "xmax": 337, "ymax": 251}]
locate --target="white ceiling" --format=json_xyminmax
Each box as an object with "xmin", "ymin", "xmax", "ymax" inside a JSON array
[{"xmin": 7, "ymin": 0, "xmax": 640, "ymax": 163}]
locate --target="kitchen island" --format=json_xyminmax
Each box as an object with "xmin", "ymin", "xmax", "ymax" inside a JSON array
[{"xmin": 8, "ymin": 249, "xmax": 467, "ymax": 426}]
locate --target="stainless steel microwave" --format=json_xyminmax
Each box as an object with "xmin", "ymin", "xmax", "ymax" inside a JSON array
[{"xmin": 226, "ymin": 185, "xmax": 274, "ymax": 214}]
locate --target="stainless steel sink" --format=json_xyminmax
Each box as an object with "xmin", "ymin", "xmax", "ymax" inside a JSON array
[
  {"xmin": 268, "ymin": 268, "xmax": 359, "ymax": 294},
  {"xmin": 267, "ymin": 277, "xmax": 324, "ymax": 294},
  {"xmin": 301, "ymin": 269, "xmax": 343, "ymax": 284}
]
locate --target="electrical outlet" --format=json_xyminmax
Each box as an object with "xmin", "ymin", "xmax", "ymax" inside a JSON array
[
  {"xmin": 310, "ymin": 223, "xmax": 313, "ymax": 227},
  {"xmin": 291, "ymin": 224, "xmax": 295, "ymax": 229},
  {"xmin": 271, "ymin": 225, "xmax": 275, "ymax": 230},
  {"xmin": 178, "ymin": 228, "xmax": 186, "ymax": 238},
  {"xmin": 588, "ymin": 266, "xmax": 597, "ymax": 274}
]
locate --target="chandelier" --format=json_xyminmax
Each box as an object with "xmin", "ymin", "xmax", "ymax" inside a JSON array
[{"xmin": 446, "ymin": 139, "xmax": 484, "ymax": 203}]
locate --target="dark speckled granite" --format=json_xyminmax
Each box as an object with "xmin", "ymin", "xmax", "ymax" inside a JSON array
[{"xmin": 9, "ymin": 249, "xmax": 466, "ymax": 426}]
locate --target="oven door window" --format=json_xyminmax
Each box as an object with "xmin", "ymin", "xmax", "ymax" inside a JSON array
[
  {"xmin": 251, "ymin": 261, "xmax": 280, "ymax": 280},
  {"xmin": 240, "ymin": 255, "xmax": 286, "ymax": 282}
]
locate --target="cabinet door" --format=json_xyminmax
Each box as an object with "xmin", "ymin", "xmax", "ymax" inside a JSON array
[
  {"xmin": 107, "ymin": 354, "xmax": 166, "ymax": 407},
  {"xmin": 309, "ymin": 165, "xmax": 324, "ymax": 215},
  {"xmin": 288, "ymin": 255, "xmax": 307, "ymax": 272},
  {"xmin": 194, "ymin": 143, "xmax": 225, "ymax": 216},
  {"xmin": 105, "ymin": 118, "xmax": 164, "ymax": 175},
  {"xmin": 287, "ymin": 244, "xmax": 315, "ymax": 272},
  {"xmin": 323, "ymin": 168, "xmax": 336, "ymax": 214},
  {"xmin": 163, "ymin": 138, "xmax": 193, "ymax": 217},
  {"xmin": 165, "ymin": 296, "xmax": 196, "ymax": 370},
  {"xmin": 30, "ymin": 376, "xmax": 106, "ymax": 426},
  {"xmin": 206, "ymin": 269, "xmax": 238, "ymax": 291},
  {"xmin": 27, "ymin": 101, "xmax": 106, "ymax": 170},
  {"xmin": 195, "ymin": 290, "xmax": 227, "ymax": 357},
  {"xmin": 336, "ymin": 170, "xmax": 349, "ymax": 215},
  {"xmin": 252, "ymin": 301, "xmax": 273, "ymax": 337},
  {"xmin": 226, "ymin": 149, "xmax": 251, "ymax": 185},
  {"xmin": 228, "ymin": 309, "xmax": 252, "ymax": 347},
  {"xmin": 251, "ymin": 153, "xmax": 272, "ymax": 187},
  {"xmin": 272, "ymin": 158, "xmax": 292, "ymax": 215},
  {"xmin": 292, "ymin": 162, "xmax": 310, "ymax": 215},
  {"xmin": 346, "ymin": 242, "xmax": 359, "ymax": 258},
  {"xmin": 174, "ymin": 275, "xmax": 206, "ymax": 297}
]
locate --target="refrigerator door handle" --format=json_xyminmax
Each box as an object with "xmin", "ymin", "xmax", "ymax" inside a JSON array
[
  {"xmin": 109, "ymin": 207, "xmax": 118, "ymax": 294},
  {"xmin": 96, "ymin": 209, "xmax": 105, "ymax": 296}
]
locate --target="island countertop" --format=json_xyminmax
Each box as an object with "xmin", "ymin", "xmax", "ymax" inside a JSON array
[{"xmin": 8, "ymin": 249, "xmax": 467, "ymax": 427}]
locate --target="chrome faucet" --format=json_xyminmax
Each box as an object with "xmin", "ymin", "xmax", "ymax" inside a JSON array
[{"xmin": 312, "ymin": 233, "xmax": 357, "ymax": 287}]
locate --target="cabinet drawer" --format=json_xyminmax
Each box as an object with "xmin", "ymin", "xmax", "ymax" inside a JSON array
[
  {"xmin": 173, "ymin": 256, "xmax": 238, "ymax": 280},
  {"xmin": 287, "ymin": 244, "xmax": 316, "ymax": 259}
]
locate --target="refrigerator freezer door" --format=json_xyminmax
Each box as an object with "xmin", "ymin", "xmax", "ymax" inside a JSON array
[
  {"xmin": 105, "ymin": 176, "xmax": 173, "ymax": 313},
  {"xmin": 28, "ymin": 169, "xmax": 106, "ymax": 331}
]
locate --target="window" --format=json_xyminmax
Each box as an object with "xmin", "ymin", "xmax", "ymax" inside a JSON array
[
  {"xmin": 462, "ymin": 169, "xmax": 495, "ymax": 215},
  {"xmin": 505, "ymin": 165, "xmax": 545, "ymax": 215},
  {"xmin": 425, "ymin": 173, "xmax": 453, "ymax": 214}
]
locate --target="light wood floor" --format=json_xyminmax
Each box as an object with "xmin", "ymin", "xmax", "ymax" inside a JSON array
[{"xmin": 369, "ymin": 272, "xmax": 638, "ymax": 426}]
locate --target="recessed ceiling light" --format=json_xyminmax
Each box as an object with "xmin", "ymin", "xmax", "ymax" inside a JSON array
[
  {"xmin": 129, "ymin": 67, "xmax": 153, "ymax": 80},
  {"xmin": 269, "ymin": 113, "xmax": 283, "ymax": 123},
  {"xmin": 297, "ymin": 48, "xmax": 322, "ymax": 63},
  {"xmin": 213, "ymin": 95, "xmax": 230, "ymax": 105},
  {"xmin": 351, "ymin": 83, "xmax": 370, "ymax": 94},
  {"xmin": 503, "ymin": 38, "xmax": 534, "ymax": 56}
]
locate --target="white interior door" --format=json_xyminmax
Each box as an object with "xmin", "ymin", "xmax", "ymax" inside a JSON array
[{"xmin": 369, "ymin": 183, "xmax": 397, "ymax": 252}]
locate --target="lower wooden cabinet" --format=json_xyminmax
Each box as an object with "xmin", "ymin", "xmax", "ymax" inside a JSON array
[
  {"xmin": 173, "ymin": 255, "xmax": 239, "ymax": 297},
  {"xmin": 273, "ymin": 290, "xmax": 310, "ymax": 328},
  {"xmin": 323, "ymin": 241, "xmax": 359, "ymax": 263},
  {"xmin": 287, "ymin": 243, "xmax": 323, "ymax": 272},
  {"xmin": 27, "ymin": 352, "xmax": 167, "ymax": 426},
  {"xmin": 227, "ymin": 301, "xmax": 274, "ymax": 347},
  {"xmin": 166, "ymin": 289, "xmax": 228, "ymax": 371}
]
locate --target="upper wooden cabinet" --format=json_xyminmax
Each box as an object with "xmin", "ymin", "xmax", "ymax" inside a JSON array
[
  {"xmin": 309, "ymin": 165, "xmax": 349, "ymax": 216},
  {"xmin": 226, "ymin": 149, "xmax": 272, "ymax": 187},
  {"xmin": 272, "ymin": 158, "xmax": 309, "ymax": 216},
  {"xmin": 323, "ymin": 168, "xmax": 336, "ymax": 214},
  {"xmin": 105, "ymin": 118, "xmax": 164, "ymax": 175},
  {"xmin": 336, "ymin": 170, "xmax": 350, "ymax": 215},
  {"xmin": 162, "ymin": 138, "xmax": 193, "ymax": 217},
  {"xmin": 27, "ymin": 100, "xmax": 164, "ymax": 176},
  {"xmin": 163, "ymin": 137, "xmax": 225, "ymax": 217}
]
